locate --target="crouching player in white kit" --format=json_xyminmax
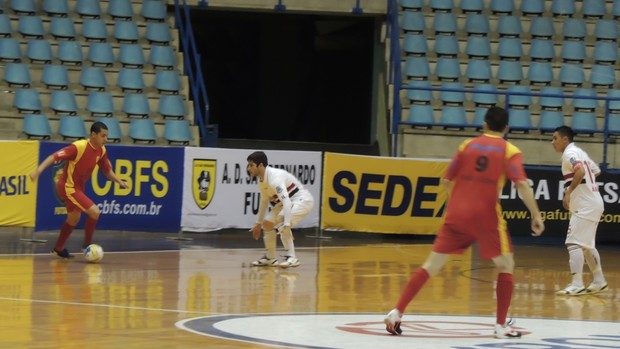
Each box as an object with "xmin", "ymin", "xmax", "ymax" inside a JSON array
[
  {"xmin": 247, "ymin": 151, "xmax": 314, "ymax": 268},
  {"xmin": 551, "ymin": 126, "xmax": 608, "ymax": 295}
]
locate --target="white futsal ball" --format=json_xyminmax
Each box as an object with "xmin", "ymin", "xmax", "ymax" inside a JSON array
[{"xmin": 84, "ymin": 244, "xmax": 104, "ymax": 263}]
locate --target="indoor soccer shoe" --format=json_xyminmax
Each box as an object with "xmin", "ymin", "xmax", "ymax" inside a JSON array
[
  {"xmin": 556, "ymin": 284, "xmax": 586, "ymax": 296},
  {"xmin": 384, "ymin": 309, "xmax": 402, "ymax": 335},
  {"xmin": 279, "ymin": 256, "xmax": 300, "ymax": 268},
  {"xmin": 585, "ymin": 282, "xmax": 608, "ymax": 294},
  {"xmin": 251, "ymin": 255, "xmax": 278, "ymax": 267},
  {"xmin": 51, "ymin": 248, "xmax": 74, "ymax": 259},
  {"xmin": 494, "ymin": 320, "xmax": 521, "ymax": 339}
]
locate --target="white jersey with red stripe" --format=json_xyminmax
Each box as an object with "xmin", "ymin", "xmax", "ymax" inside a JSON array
[
  {"xmin": 561, "ymin": 143, "xmax": 604, "ymax": 222},
  {"xmin": 256, "ymin": 166, "xmax": 311, "ymax": 226}
]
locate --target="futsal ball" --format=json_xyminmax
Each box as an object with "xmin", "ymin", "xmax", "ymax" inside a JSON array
[{"xmin": 84, "ymin": 244, "xmax": 104, "ymax": 263}]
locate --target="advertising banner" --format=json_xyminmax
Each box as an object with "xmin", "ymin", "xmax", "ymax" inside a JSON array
[
  {"xmin": 321, "ymin": 153, "xmax": 450, "ymax": 234},
  {"xmin": 35, "ymin": 142, "xmax": 183, "ymax": 232},
  {"xmin": 181, "ymin": 148, "xmax": 322, "ymax": 231},
  {"xmin": 0, "ymin": 141, "xmax": 38, "ymax": 227}
]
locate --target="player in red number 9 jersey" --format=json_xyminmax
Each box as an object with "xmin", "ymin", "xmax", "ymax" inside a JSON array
[{"xmin": 383, "ymin": 106, "xmax": 544, "ymax": 339}]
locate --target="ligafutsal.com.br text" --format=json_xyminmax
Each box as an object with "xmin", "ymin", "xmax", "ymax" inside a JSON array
[{"xmin": 502, "ymin": 210, "xmax": 620, "ymax": 223}]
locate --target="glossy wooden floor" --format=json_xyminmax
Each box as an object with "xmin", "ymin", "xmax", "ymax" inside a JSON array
[{"xmin": 0, "ymin": 228, "xmax": 618, "ymax": 348}]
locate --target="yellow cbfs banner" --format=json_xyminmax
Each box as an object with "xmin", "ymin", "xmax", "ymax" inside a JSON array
[
  {"xmin": 321, "ymin": 153, "xmax": 450, "ymax": 234},
  {"xmin": 0, "ymin": 141, "xmax": 38, "ymax": 227}
]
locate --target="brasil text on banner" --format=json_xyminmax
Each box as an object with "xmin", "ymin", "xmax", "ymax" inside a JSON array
[{"xmin": 0, "ymin": 141, "xmax": 38, "ymax": 227}]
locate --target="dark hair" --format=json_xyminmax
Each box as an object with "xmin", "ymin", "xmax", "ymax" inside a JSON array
[
  {"xmin": 554, "ymin": 125, "xmax": 574, "ymax": 142},
  {"xmin": 484, "ymin": 106, "xmax": 509, "ymax": 132},
  {"xmin": 91, "ymin": 121, "xmax": 108, "ymax": 134},
  {"xmin": 247, "ymin": 151, "xmax": 268, "ymax": 167}
]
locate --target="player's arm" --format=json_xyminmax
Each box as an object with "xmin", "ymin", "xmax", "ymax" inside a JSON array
[
  {"xmin": 29, "ymin": 145, "xmax": 76, "ymax": 181},
  {"xmin": 250, "ymin": 193, "xmax": 269, "ymax": 240},
  {"xmin": 275, "ymin": 183, "xmax": 293, "ymax": 227},
  {"xmin": 100, "ymin": 158, "xmax": 129, "ymax": 189},
  {"xmin": 506, "ymin": 148, "xmax": 544, "ymax": 236}
]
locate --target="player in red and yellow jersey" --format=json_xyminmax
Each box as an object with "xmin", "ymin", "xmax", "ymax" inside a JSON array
[
  {"xmin": 30, "ymin": 122, "xmax": 129, "ymax": 258},
  {"xmin": 384, "ymin": 106, "xmax": 545, "ymax": 339}
]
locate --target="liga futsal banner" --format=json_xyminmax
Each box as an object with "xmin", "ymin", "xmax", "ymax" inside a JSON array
[
  {"xmin": 181, "ymin": 147, "xmax": 322, "ymax": 232},
  {"xmin": 35, "ymin": 142, "xmax": 184, "ymax": 232},
  {"xmin": 0, "ymin": 141, "xmax": 38, "ymax": 227},
  {"xmin": 321, "ymin": 153, "xmax": 450, "ymax": 234}
]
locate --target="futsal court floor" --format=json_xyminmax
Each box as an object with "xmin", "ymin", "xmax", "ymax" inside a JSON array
[{"xmin": 0, "ymin": 227, "xmax": 618, "ymax": 349}]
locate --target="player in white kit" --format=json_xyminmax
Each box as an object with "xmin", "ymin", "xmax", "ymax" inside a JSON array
[
  {"xmin": 551, "ymin": 126, "xmax": 608, "ymax": 295},
  {"xmin": 247, "ymin": 151, "xmax": 314, "ymax": 267}
]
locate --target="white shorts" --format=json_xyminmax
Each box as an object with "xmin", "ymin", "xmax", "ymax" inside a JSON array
[
  {"xmin": 566, "ymin": 214, "xmax": 600, "ymax": 249},
  {"xmin": 266, "ymin": 191, "xmax": 314, "ymax": 228}
]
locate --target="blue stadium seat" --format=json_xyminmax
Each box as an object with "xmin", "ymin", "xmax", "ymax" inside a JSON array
[
  {"xmin": 158, "ymin": 95, "xmax": 188, "ymax": 118},
  {"xmin": 561, "ymin": 41, "xmax": 585, "ymax": 63},
  {"xmin": 614, "ymin": 0, "xmax": 620, "ymax": 19},
  {"xmin": 80, "ymin": 67, "xmax": 107, "ymax": 91},
  {"xmin": 490, "ymin": 0, "xmax": 514, "ymax": 14},
  {"xmin": 50, "ymin": 17, "xmax": 76, "ymax": 40},
  {"xmin": 148, "ymin": 45, "xmax": 176, "ymax": 69},
  {"xmin": 400, "ymin": 0, "xmax": 423, "ymax": 11},
  {"xmin": 114, "ymin": 21, "xmax": 140, "ymax": 43},
  {"xmin": 608, "ymin": 89, "xmax": 620, "ymax": 113},
  {"xmin": 50, "ymin": 90, "xmax": 78, "ymax": 115},
  {"xmin": 145, "ymin": 22, "xmax": 173, "ymax": 45},
  {"xmin": 141, "ymin": 0, "xmax": 167, "ymax": 21},
  {"xmin": 164, "ymin": 120, "xmax": 192, "ymax": 145},
  {"xmin": 18, "ymin": 16, "xmax": 44, "ymax": 39},
  {"xmin": 471, "ymin": 107, "xmax": 487, "ymax": 128},
  {"xmin": 530, "ymin": 17, "xmax": 554, "ymax": 39},
  {"xmin": 13, "ymin": 89, "xmax": 42, "ymax": 113},
  {"xmin": 23, "ymin": 114, "xmax": 52, "ymax": 139},
  {"xmin": 108, "ymin": 0, "xmax": 134, "ymax": 20},
  {"xmin": 432, "ymin": 13, "xmax": 457, "ymax": 35},
  {"xmin": 439, "ymin": 82, "xmax": 465, "ymax": 105},
  {"xmin": 88, "ymin": 42, "xmax": 115, "ymax": 66},
  {"xmin": 520, "ymin": 0, "xmax": 544, "ymax": 16},
  {"xmin": 401, "ymin": 11, "xmax": 425, "ymax": 33},
  {"xmin": 465, "ymin": 36, "xmax": 490, "ymax": 58},
  {"xmin": 583, "ymin": 0, "xmax": 606, "ymax": 18},
  {"xmin": 572, "ymin": 111, "xmax": 598, "ymax": 133},
  {"xmin": 3, "ymin": 63, "xmax": 31, "ymax": 87},
  {"xmin": 551, "ymin": 0, "xmax": 576, "ymax": 17},
  {"xmin": 497, "ymin": 37, "xmax": 522, "ymax": 60},
  {"xmin": 472, "ymin": 83, "xmax": 498, "ymax": 106},
  {"xmin": 430, "ymin": 0, "xmax": 453, "ymax": 12},
  {"xmin": 82, "ymin": 18, "xmax": 108, "ymax": 41},
  {"xmin": 154, "ymin": 70, "xmax": 181, "ymax": 94},
  {"xmin": 0, "ymin": 38, "xmax": 21, "ymax": 62},
  {"xmin": 76, "ymin": 0, "xmax": 101, "ymax": 18},
  {"xmin": 508, "ymin": 109, "xmax": 533, "ymax": 131},
  {"xmin": 539, "ymin": 110, "xmax": 565, "ymax": 133},
  {"xmin": 464, "ymin": 14, "xmax": 489, "ymax": 36},
  {"xmin": 539, "ymin": 86, "xmax": 565, "ymax": 109},
  {"xmin": 608, "ymin": 115, "xmax": 620, "ymax": 133},
  {"xmin": 434, "ymin": 35, "xmax": 458, "ymax": 57},
  {"xmin": 460, "ymin": 0, "xmax": 483, "ymax": 14},
  {"xmin": 43, "ymin": 0, "xmax": 69, "ymax": 17},
  {"xmin": 497, "ymin": 61, "xmax": 523, "ymax": 84},
  {"xmin": 435, "ymin": 58, "xmax": 460, "ymax": 81},
  {"xmin": 529, "ymin": 39, "xmax": 554, "ymax": 62},
  {"xmin": 95, "ymin": 116, "xmax": 122, "ymax": 142},
  {"xmin": 440, "ymin": 106, "xmax": 467, "ymax": 128},
  {"xmin": 123, "ymin": 93, "xmax": 150, "ymax": 117},
  {"xmin": 59, "ymin": 115, "xmax": 88, "ymax": 140},
  {"xmin": 562, "ymin": 18, "xmax": 586, "ymax": 40},
  {"xmin": 403, "ymin": 33, "xmax": 427, "ymax": 56},
  {"xmin": 404, "ymin": 56, "xmax": 430, "ymax": 80},
  {"xmin": 42, "ymin": 64, "xmax": 70, "ymax": 89},
  {"xmin": 465, "ymin": 59, "xmax": 491, "ymax": 83},
  {"xmin": 559, "ymin": 63, "xmax": 585, "ymax": 87},
  {"xmin": 119, "ymin": 44, "xmax": 145, "ymax": 68},
  {"xmin": 129, "ymin": 118, "xmax": 158, "ymax": 143},
  {"xmin": 593, "ymin": 41, "xmax": 618, "ymax": 64},
  {"xmin": 497, "ymin": 16, "xmax": 522, "ymax": 38},
  {"xmin": 590, "ymin": 64, "xmax": 616, "ymax": 88},
  {"xmin": 87, "ymin": 91, "xmax": 114, "ymax": 116},
  {"xmin": 0, "ymin": 14, "xmax": 12, "ymax": 37},
  {"xmin": 10, "ymin": 0, "xmax": 35, "ymax": 15},
  {"xmin": 406, "ymin": 104, "xmax": 435, "ymax": 126},
  {"xmin": 595, "ymin": 20, "xmax": 618, "ymax": 41},
  {"xmin": 527, "ymin": 62, "xmax": 554, "ymax": 85},
  {"xmin": 405, "ymin": 80, "xmax": 432, "ymax": 104},
  {"xmin": 506, "ymin": 85, "xmax": 532, "ymax": 107},
  {"xmin": 26, "ymin": 40, "xmax": 53, "ymax": 64},
  {"xmin": 572, "ymin": 88, "xmax": 599, "ymax": 111},
  {"xmin": 57, "ymin": 41, "xmax": 83, "ymax": 65},
  {"xmin": 117, "ymin": 68, "xmax": 145, "ymax": 93}
]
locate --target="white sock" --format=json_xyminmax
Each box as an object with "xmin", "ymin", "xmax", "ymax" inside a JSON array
[
  {"xmin": 263, "ymin": 230, "xmax": 277, "ymax": 259},
  {"xmin": 278, "ymin": 226, "xmax": 296, "ymax": 258},
  {"xmin": 584, "ymin": 248, "xmax": 606, "ymax": 284},
  {"xmin": 568, "ymin": 245, "xmax": 584, "ymax": 287}
]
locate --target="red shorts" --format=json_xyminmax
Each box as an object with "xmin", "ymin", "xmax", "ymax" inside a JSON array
[
  {"xmin": 432, "ymin": 223, "xmax": 513, "ymax": 260},
  {"xmin": 57, "ymin": 184, "xmax": 95, "ymax": 213}
]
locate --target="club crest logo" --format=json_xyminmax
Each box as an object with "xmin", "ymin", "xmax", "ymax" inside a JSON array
[{"xmin": 193, "ymin": 159, "xmax": 216, "ymax": 210}]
